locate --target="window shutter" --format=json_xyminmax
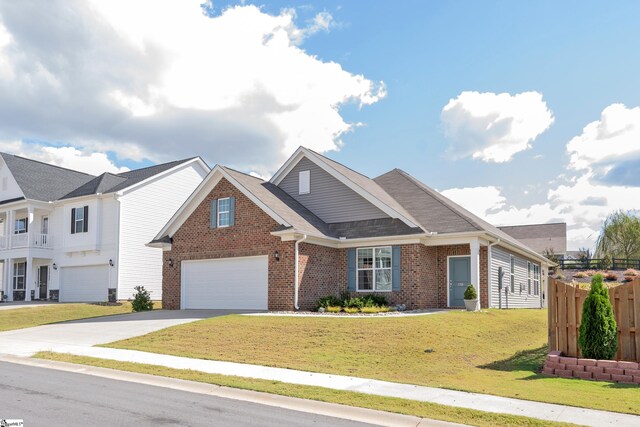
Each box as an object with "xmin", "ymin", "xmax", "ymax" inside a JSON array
[
  {"xmin": 347, "ymin": 248, "xmax": 356, "ymax": 291},
  {"xmin": 392, "ymin": 246, "xmax": 401, "ymax": 291},
  {"xmin": 25, "ymin": 219, "xmax": 28, "ymax": 233},
  {"xmin": 83, "ymin": 206, "xmax": 89, "ymax": 232},
  {"xmin": 71, "ymin": 208, "xmax": 76, "ymax": 234},
  {"xmin": 210, "ymin": 199, "xmax": 217, "ymax": 228},
  {"xmin": 229, "ymin": 197, "xmax": 235, "ymax": 226}
]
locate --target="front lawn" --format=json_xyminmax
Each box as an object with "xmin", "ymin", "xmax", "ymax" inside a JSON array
[
  {"xmin": 105, "ymin": 309, "xmax": 640, "ymax": 415},
  {"xmin": 0, "ymin": 303, "xmax": 135, "ymax": 332}
]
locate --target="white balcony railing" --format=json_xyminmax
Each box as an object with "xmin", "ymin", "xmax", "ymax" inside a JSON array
[{"xmin": 0, "ymin": 233, "xmax": 52, "ymax": 250}]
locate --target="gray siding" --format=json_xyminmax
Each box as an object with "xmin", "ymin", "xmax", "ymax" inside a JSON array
[
  {"xmin": 489, "ymin": 246, "xmax": 542, "ymax": 309},
  {"xmin": 278, "ymin": 157, "xmax": 388, "ymax": 223}
]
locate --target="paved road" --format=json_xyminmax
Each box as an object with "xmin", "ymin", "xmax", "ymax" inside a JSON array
[{"xmin": 0, "ymin": 361, "xmax": 377, "ymax": 427}]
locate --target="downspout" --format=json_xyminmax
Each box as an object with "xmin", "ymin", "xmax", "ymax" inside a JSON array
[
  {"xmin": 294, "ymin": 234, "xmax": 308, "ymax": 310},
  {"xmin": 488, "ymin": 239, "xmax": 501, "ymax": 308}
]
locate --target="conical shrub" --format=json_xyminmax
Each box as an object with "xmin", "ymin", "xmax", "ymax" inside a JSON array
[{"xmin": 578, "ymin": 274, "xmax": 618, "ymax": 360}]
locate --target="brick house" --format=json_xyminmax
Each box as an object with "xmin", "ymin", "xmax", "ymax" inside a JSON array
[{"xmin": 151, "ymin": 147, "xmax": 551, "ymax": 310}]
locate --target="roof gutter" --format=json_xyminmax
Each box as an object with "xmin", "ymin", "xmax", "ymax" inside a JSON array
[{"xmin": 294, "ymin": 234, "xmax": 308, "ymax": 310}]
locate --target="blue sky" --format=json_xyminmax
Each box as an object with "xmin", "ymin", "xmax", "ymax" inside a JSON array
[{"xmin": 0, "ymin": 0, "xmax": 639, "ymax": 249}]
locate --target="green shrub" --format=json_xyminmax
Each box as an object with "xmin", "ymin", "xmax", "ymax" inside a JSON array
[
  {"xmin": 344, "ymin": 307, "xmax": 360, "ymax": 314},
  {"xmin": 361, "ymin": 294, "xmax": 389, "ymax": 307},
  {"xmin": 344, "ymin": 297, "xmax": 364, "ymax": 309},
  {"xmin": 463, "ymin": 284, "xmax": 477, "ymax": 300},
  {"xmin": 326, "ymin": 306, "xmax": 342, "ymax": 313},
  {"xmin": 578, "ymin": 274, "xmax": 618, "ymax": 360},
  {"xmin": 316, "ymin": 295, "xmax": 342, "ymax": 310},
  {"xmin": 131, "ymin": 286, "xmax": 153, "ymax": 312}
]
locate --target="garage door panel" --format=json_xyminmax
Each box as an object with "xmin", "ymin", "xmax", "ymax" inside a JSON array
[
  {"xmin": 60, "ymin": 265, "xmax": 109, "ymax": 302},
  {"xmin": 182, "ymin": 256, "xmax": 268, "ymax": 310}
]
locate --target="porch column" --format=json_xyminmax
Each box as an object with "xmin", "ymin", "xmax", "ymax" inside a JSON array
[
  {"xmin": 6, "ymin": 210, "xmax": 13, "ymax": 248},
  {"xmin": 470, "ymin": 238, "xmax": 480, "ymax": 297},
  {"xmin": 25, "ymin": 255, "xmax": 33, "ymax": 301},
  {"xmin": 5, "ymin": 257, "xmax": 12, "ymax": 301},
  {"xmin": 27, "ymin": 207, "xmax": 34, "ymax": 243}
]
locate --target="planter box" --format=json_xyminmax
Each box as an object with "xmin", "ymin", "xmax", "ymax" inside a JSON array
[{"xmin": 464, "ymin": 299, "xmax": 479, "ymax": 312}]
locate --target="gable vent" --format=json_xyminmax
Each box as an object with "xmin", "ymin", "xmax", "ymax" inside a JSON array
[{"xmin": 299, "ymin": 170, "xmax": 310, "ymax": 194}]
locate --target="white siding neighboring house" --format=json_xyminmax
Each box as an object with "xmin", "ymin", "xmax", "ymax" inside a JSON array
[
  {"xmin": 489, "ymin": 246, "xmax": 543, "ymax": 309},
  {"xmin": 0, "ymin": 153, "xmax": 209, "ymax": 303}
]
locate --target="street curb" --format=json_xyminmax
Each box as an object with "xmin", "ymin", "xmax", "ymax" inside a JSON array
[{"xmin": 1, "ymin": 355, "xmax": 463, "ymax": 427}]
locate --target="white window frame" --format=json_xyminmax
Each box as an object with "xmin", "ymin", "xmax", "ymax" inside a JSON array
[
  {"xmin": 74, "ymin": 206, "xmax": 86, "ymax": 234},
  {"xmin": 217, "ymin": 197, "xmax": 231, "ymax": 228},
  {"xmin": 356, "ymin": 246, "xmax": 392, "ymax": 292},
  {"xmin": 298, "ymin": 170, "xmax": 310, "ymax": 195},
  {"xmin": 527, "ymin": 261, "xmax": 532, "ymax": 295},
  {"xmin": 14, "ymin": 217, "xmax": 27, "ymax": 234},
  {"xmin": 13, "ymin": 261, "xmax": 25, "ymax": 291},
  {"xmin": 533, "ymin": 264, "xmax": 540, "ymax": 296},
  {"xmin": 510, "ymin": 255, "xmax": 515, "ymax": 293}
]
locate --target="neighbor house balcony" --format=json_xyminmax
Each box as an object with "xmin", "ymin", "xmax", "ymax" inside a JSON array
[{"xmin": 0, "ymin": 233, "xmax": 52, "ymax": 250}]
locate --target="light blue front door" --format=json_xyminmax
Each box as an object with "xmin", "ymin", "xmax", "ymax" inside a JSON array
[{"xmin": 449, "ymin": 256, "xmax": 471, "ymax": 307}]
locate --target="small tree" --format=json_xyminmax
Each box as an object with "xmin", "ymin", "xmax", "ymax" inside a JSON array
[
  {"xmin": 464, "ymin": 284, "xmax": 477, "ymax": 300},
  {"xmin": 595, "ymin": 210, "xmax": 640, "ymax": 259},
  {"xmin": 578, "ymin": 274, "xmax": 618, "ymax": 360},
  {"xmin": 131, "ymin": 285, "xmax": 154, "ymax": 312}
]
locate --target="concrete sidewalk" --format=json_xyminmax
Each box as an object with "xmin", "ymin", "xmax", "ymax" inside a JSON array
[{"xmin": 19, "ymin": 345, "xmax": 640, "ymax": 427}]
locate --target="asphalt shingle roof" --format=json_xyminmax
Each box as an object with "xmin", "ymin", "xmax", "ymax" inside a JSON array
[{"xmin": 0, "ymin": 152, "xmax": 199, "ymax": 202}]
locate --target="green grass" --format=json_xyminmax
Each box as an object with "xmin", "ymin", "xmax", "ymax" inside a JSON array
[
  {"xmin": 104, "ymin": 309, "xmax": 640, "ymax": 415},
  {"xmin": 34, "ymin": 352, "xmax": 578, "ymax": 427},
  {"xmin": 0, "ymin": 302, "xmax": 137, "ymax": 332}
]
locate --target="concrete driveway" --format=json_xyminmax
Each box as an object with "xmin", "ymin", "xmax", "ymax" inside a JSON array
[{"xmin": 0, "ymin": 309, "xmax": 242, "ymax": 357}]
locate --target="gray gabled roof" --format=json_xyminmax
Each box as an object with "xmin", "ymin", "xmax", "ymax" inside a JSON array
[
  {"xmin": 1, "ymin": 153, "xmax": 95, "ymax": 202},
  {"xmin": 0, "ymin": 152, "xmax": 201, "ymax": 203},
  {"xmin": 60, "ymin": 158, "xmax": 198, "ymax": 199},
  {"xmin": 498, "ymin": 223, "xmax": 567, "ymax": 255},
  {"xmin": 374, "ymin": 169, "xmax": 541, "ymax": 254}
]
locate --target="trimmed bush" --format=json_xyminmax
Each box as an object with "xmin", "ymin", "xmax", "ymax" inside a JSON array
[
  {"xmin": 362, "ymin": 294, "xmax": 389, "ymax": 307},
  {"xmin": 316, "ymin": 295, "xmax": 341, "ymax": 310},
  {"xmin": 131, "ymin": 286, "xmax": 153, "ymax": 312},
  {"xmin": 623, "ymin": 268, "xmax": 639, "ymax": 277},
  {"xmin": 344, "ymin": 297, "xmax": 365, "ymax": 309},
  {"xmin": 464, "ymin": 284, "xmax": 477, "ymax": 300},
  {"xmin": 344, "ymin": 307, "xmax": 360, "ymax": 314},
  {"xmin": 604, "ymin": 272, "xmax": 618, "ymax": 281},
  {"xmin": 578, "ymin": 274, "xmax": 618, "ymax": 360},
  {"xmin": 573, "ymin": 271, "xmax": 588, "ymax": 279},
  {"xmin": 326, "ymin": 306, "xmax": 342, "ymax": 313}
]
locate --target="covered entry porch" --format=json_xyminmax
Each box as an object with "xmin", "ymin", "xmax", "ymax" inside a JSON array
[{"xmin": 0, "ymin": 258, "xmax": 54, "ymax": 302}]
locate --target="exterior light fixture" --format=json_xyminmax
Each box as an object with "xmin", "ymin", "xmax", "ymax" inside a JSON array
[
  {"xmin": 109, "ymin": 259, "xmax": 114, "ymax": 267},
  {"xmin": 52, "ymin": 263, "xmax": 57, "ymax": 270},
  {"xmin": 274, "ymin": 251, "xmax": 280, "ymax": 261},
  {"xmin": 168, "ymin": 258, "xmax": 174, "ymax": 267}
]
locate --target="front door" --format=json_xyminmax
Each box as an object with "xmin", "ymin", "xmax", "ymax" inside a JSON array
[
  {"xmin": 448, "ymin": 256, "xmax": 471, "ymax": 307},
  {"xmin": 38, "ymin": 265, "xmax": 48, "ymax": 300}
]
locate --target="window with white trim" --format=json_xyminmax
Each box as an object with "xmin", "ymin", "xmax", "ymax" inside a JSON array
[
  {"xmin": 510, "ymin": 255, "xmax": 515, "ymax": 293},
  {"xmin": 13, "ymin": 262, "xmax": 25, "ymax": 290},
  {"xmin": 217, "ymin": 198, "xmax": 231, "ymax": 227},
  {"xmin": 533, "ymin": 264, "xmax": 540, "ymax": 295},
  {"xmin": 357, "ymin": 246, "xmax": 392, "ymax": 291},
  {"xmin": 299, "ymin": 170, "xmax": 310, "ymax": 194},
  {"xmin": 72, "ymin": 206, "xmax": 88, "ymax": 234},
  {"xmin": 527, "ymin": 262, "xmax": 532, "ymax": 294},
  {"xmin": 14, "ymin": 218, "xmax": 27, "ymax": 234}
]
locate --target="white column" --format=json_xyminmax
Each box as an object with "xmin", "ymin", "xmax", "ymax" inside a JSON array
[
  {"xmin": 25, "ymin": 255, "xmax": 33, "ymax": 301},
  {"xmin": 6, "ymin": 210, "xmax": 13, "ymax": 248},
  {"xmin": 27, "ymin": 207, "xmax": 34, "ymax": 244},
  {"xmin": 470, "ymin": 238, "xmax": 481, "ymax": 298},
  {"xmin": 6, "ymin": 257, "xmax": 12, "ymax": 301}
]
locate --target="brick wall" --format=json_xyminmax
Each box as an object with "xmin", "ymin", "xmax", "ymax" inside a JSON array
[
  {"xmin": 297, "ymin": 243, "xmax": 345, "ymax": 310},
  {"xmin": 163, "ymin": 178, "xmax": 295, "ymax": 310},
  {"xmin": 542, "ymin": 351, "xmax": 640, "ymax": 384}
]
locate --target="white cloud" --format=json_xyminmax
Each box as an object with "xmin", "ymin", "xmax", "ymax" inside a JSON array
[
  {"xmin": 441, "ymin": 91, "xmax": 554, "ymax": 163},
  {"xmin": 0, "ymin": 141, "xmax": 128, "ymax": 175},
  {"xmin": 441, "ymin": 186, "xmax": 506, "ymax": 216},
  {"xmin": 0, "ymin": 1, "xmax": 384, "ymax": 174}
]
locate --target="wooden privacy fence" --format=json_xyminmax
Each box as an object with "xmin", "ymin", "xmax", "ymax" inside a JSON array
[{"xmin": 548, "ymin": 278, "xmax": 640, "ymax": 362}]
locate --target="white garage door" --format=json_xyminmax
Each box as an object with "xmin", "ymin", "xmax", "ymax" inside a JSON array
[
  {"xmin": 60, "ymin": 265, "xmax": 109, "ymax": 302},
  {"xmin": 182, "ymin": 256, "xmax": 268, "ymax": 310}
]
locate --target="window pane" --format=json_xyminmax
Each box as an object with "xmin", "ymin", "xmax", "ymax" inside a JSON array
[
  {"xmin": 218, "ymin": 212, "xmax": 230, "ymax": 227},
  {"xmin": 357, "ymin": 248, "xmax": 373, "ymax": 269},
  {"xmin": 358, "ymin": 270, "xmax": 373, "ymax": 290},
  {"xmin": 376, "ymin": 269, "xmax": 392, "ymax": 291},
  {"xmin": 375, "ymin": 247, "xmax": 391, "ymax": 268},
  {"xmin": 218, "ymin": 198, "xmax": 230, "ymax": 213},
  {"xmin": 76, "ymin": 208, "xmax": 84, "ymax": 220},
  {"xmin": 75, "ymin": 220, "xmax": 84, "ymax": 233}
]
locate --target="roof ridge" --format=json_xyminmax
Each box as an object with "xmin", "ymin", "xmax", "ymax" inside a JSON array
[
  {"xmin": 389, "ymin": 169, "xmax": 483, "ymax": 232},
  {"xmin": 221, "ymin": 165, "xmax": 265, "ymax": 182},
  {"xmin": 116, "ymin": 157, "xmax": 197, "ymax": 177},
  {"xmin": 1, "ymin": 152, "xmax": 95, "ymax": 177},
  {"xmin": 305, "ymin": 147, "xmax": 373, "ymax": 180}
]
